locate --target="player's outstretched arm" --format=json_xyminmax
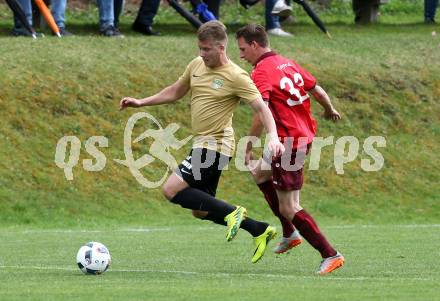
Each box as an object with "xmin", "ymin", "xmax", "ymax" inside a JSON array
[
  {"xmin": 119, "ymin": 80, "xmax": 190, "ymax": 111},
  {"xmin": 310, "ymin": 85, "xmax": 341, "ymax": 121}
]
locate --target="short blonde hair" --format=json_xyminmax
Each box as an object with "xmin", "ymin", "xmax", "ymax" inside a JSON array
[{"xmin": 197, "ymin": 21, "xmax": 228, "ymax": 45}]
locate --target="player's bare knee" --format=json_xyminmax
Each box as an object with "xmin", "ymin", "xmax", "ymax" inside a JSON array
[
  {"xmin": 292, "ymin": 205, "xmax": 303, "ymax": 214},
  {"xmin": 292, "ymin": 200, "xmax": 302, "ymax": 214},
  {"xmin": 279, "ymin": 205, "xmax": 294, "ymax": 221},
  {"xmin": 250, "ymin": 169, "xmax": 271, "ymax": 184},
  {"xmin": 254, "ymin": 173, "xmax": 270, "ymax": 184},
  {"xmin": 248, "ymin": 169, "xmax": 258, "ymax": 181},
  {"xmin": 162, "ymin": 184, "xmax": 176, "ymax": 201}
]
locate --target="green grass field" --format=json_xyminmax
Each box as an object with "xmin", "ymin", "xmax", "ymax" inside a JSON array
[
  {"xmin": 0, "ymin": 0, "xmax": 439, "ymax": 300},
  {"xmin": 0, "ymin": 12, "xmax": 438, "ymax": 226},
  {"xmin": 1, "ymin": 224, "xmax": 439, "ymax": 301}
]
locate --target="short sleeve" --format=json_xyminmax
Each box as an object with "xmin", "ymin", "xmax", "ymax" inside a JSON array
[
  {"xmin": 251, "ymin": 68, "xmax": 272, "ymax": 101},
  {"xmin": 234, "ymin": 70, "xmax": 262, "ymax": 104},
  {"xmin": 178, "ymin": 57, "xmax": 198, "ymax": 85}
]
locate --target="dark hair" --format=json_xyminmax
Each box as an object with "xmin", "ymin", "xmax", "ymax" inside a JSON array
[
  {"xmin": 235, "ymin": 24, "xmax": 269, "ymax": 48},
  {"xmin": 197, "ymin": 21, "xmax": 228, "ymax": 45}
]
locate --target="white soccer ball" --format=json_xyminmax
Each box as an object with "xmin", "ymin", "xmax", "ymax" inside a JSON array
[{"xmin": 76, "ymin": 242, "xmax": 111, "ymax": 275}]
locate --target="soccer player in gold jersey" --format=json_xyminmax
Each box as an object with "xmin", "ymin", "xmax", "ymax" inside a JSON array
[{"xmin": 120, "ymin": 21, "xmax": 284, "ymax": 263}]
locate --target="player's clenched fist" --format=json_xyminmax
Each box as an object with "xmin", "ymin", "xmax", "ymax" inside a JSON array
[
  {"xmin": 323, "ymin": 108, "xmax": 341, "ymax": 121},
  {"xmin": 119, "ymin": 97, "xmax": 142, "ymax": 110},
  {"xmin": 267, "ymin": 138, "xmax": 285, "ymax": 158}
]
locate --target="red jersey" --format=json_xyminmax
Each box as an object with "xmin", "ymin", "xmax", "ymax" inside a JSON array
[{"xmin": 251, "ymin": 52, "xmax": 317, "ymax": 148}]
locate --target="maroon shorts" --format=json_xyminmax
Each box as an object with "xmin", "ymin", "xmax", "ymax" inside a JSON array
[{"xmin": 271, "ymin": 144, "xmax": 311, "ymax": 191}]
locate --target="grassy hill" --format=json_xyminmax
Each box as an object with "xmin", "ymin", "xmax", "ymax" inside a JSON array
[{"xmin": 0, "ymin": 1, "xmax": 439, "ymax": 227}]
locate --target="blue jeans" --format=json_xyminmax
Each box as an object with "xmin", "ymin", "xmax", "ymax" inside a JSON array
[
  {"xmin": 97, "ymin": 0, "xmax": 115, "ymax": 29},
  {"xmin": 51, "ymin": 0, "xmax": 67, "ymax": 28},
  {"xmin": 13, "ymin": 0, "xmax": 32, "ymax": 30},
  {"xmin": 425, "ymin": 0, "xmax": 439, "ymax": 22},
  {"xmin": 265, "ymin": 0, "xmax": 280, "ymax": 30},
  {"xmin": 135, "ymin": 0, "xmax": 161, "ymax": 26},
  {"xmin": 13, "ymin": 0, "xmax": 67, "ymax": 30},
  {"xmin": 114, "ymin": 0, "xmax": 124, "ymax": 27}
]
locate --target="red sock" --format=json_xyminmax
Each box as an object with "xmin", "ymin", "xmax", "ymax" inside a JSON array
[
  {"xmin": 257, "ymin": 181, "xmax": 295, "ymax": 237},
  {"xmin": 292, "ymin": 209, "xmax": 337, "ymax": 258}
]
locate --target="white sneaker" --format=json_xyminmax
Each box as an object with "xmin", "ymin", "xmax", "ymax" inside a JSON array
[
  {"xmin": 267, "ymin": 28, "xmax": 293, "ymax": 37},
  {"xmin": 316, "ymin": 251, "xmax": 345, "ymax": 275},
  {"xmin": 271, "ymin": 0, "xmax": 292, "ymax": 17},
  {"xmin": 273, "ymin": 230, "xmax": 302, "ymax": 254}
]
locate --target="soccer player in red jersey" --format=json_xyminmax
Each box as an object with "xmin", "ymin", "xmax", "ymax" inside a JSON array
[{"xmin": 236, "ymin": 24, "xmax": 344, "ymax": 275}]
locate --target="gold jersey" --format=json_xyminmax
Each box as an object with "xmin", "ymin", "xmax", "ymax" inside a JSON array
[{"xmin": 179, "ymin": 56, "xmax": 261, "ymax": 156}]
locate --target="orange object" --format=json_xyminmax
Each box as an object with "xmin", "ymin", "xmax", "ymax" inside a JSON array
[
  {"xmin": 33, "ymin": 0, "xmax": 61, "ymax": 37},
  {"xmin": 317, "ymin": 253, "xmax": 345, "ymax": 275}
]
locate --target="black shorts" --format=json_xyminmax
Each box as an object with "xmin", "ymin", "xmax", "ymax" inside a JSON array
[{"xmin": 176, "ymin": 148, "xmax": 231, "ymax": 197}]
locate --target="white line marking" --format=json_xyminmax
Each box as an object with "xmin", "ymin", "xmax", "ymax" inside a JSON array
[
  {"xmin": 119, "ymin": 228, "xmax": 171, "ymax": 233},
  {"xmin": 0, "ymin": 265, "xmax": 436, "ymax": 282}
]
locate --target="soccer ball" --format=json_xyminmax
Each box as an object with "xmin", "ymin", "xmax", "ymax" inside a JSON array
[{"xmin": 76, "ymin": 242, "xmax": 111, "ymax": 275}]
